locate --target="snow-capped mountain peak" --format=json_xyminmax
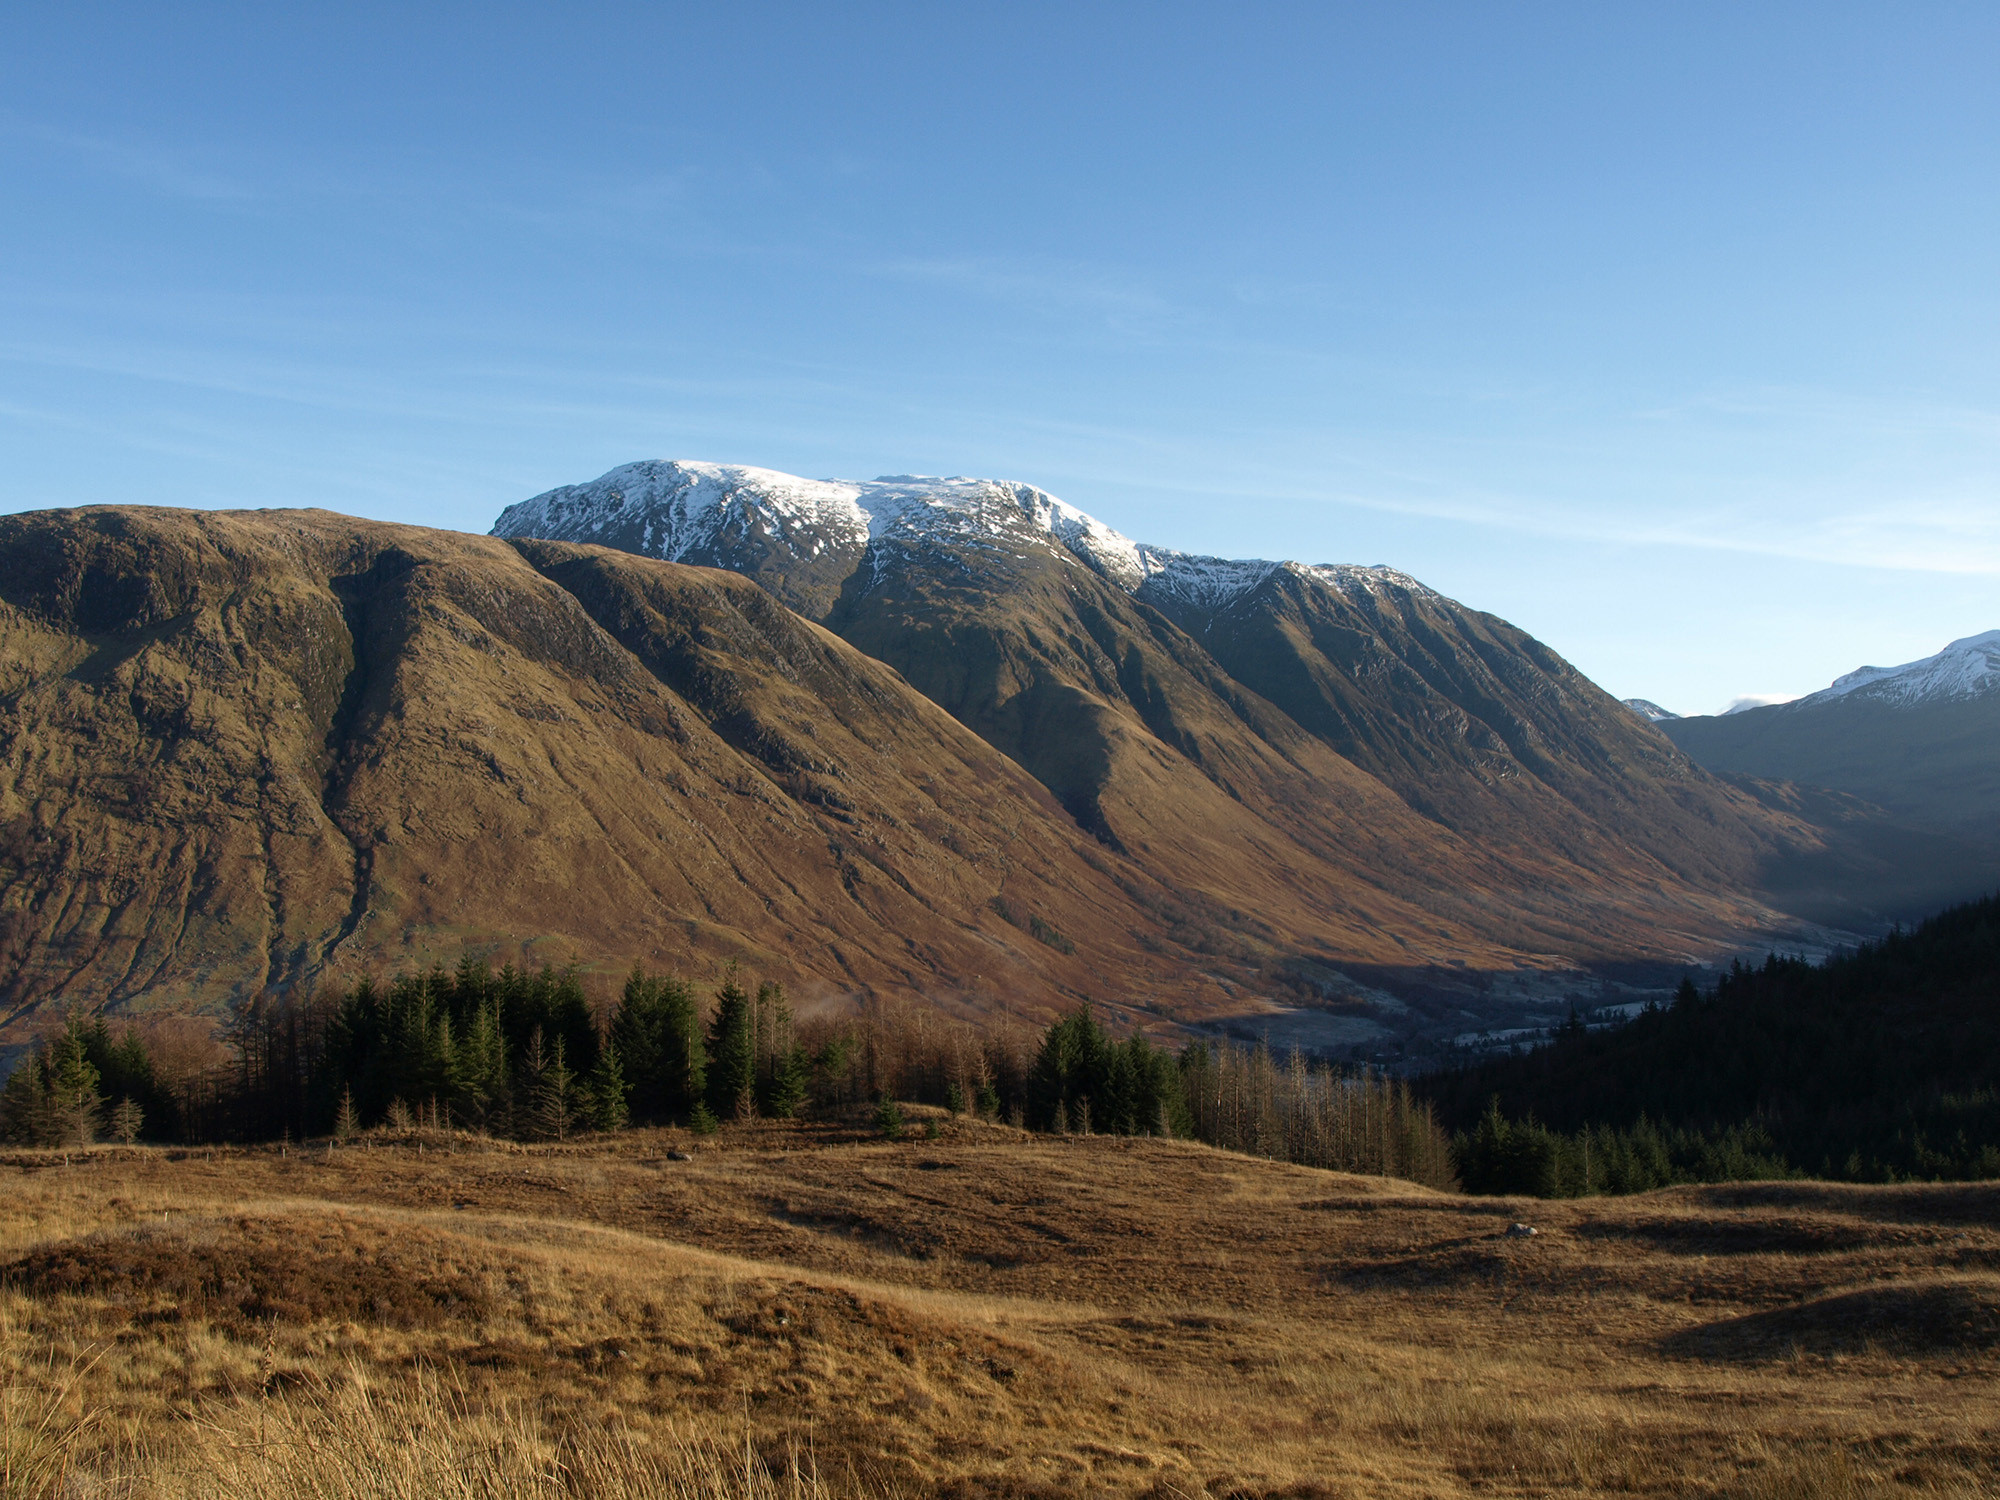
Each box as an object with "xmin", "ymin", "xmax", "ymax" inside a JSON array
[
  {"xmin": 492, "ymin": 460, "xmax": 1436, "ymax": 614},
  {"xmin": 1623, "ymin": 698, "xmax": 1681, "ymax": 722},
  {"xmin": 1803, "ymin": 630, "xmax": 2000, "ymax": 709},
  {"xmin": 493, "ymin": 460, "xmax": 872, "ymax": 562}
]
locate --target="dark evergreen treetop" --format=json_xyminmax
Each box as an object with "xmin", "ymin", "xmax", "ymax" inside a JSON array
[{"xmin": 1423, "ymin": 891, "xmax": 2000, "ymax": 1181}]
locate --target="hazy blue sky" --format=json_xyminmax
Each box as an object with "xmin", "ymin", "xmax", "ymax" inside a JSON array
[{"xmin": 4, "ymin": 3, "xmax": 1996, "ymax": 713}]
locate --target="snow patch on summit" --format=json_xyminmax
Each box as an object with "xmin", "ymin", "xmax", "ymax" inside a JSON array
[
  {"xmin": 494, "ymin": 460, "xmax": 1441, "ymax": 611},
  {"xmin": 1133, "ymin": 551, "xmax": 1281, "ymax": 607},
  {"xmin": 494, "ymin": 460, "xmax": 871, "ymax": 561},
  {"xmin": 1130, "ymin": 553, "xmax": 1434, "ymax": 609},
  {"xmin": 852, "ymin": 475, "xmax": 1151, "ymax": 586},
  {"xmin": 1803, "ymin": 630, "xmax": 2000, "ymax": 708}
]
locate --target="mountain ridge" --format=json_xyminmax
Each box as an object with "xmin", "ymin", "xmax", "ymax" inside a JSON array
[
  {"xmin": 492, "ymin": 460, "xmax": 1436, "ymax": 619},
  {"xmin": 497, "ymin": 461, "xmax": 1947, "ymax": 961},
  {"xmin": 1661, "ymin": 630, "xmax": 2000, "ymax": 847}
]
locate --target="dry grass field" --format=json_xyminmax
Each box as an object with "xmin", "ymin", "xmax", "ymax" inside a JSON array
[{"xmin": 4, "ymin": 1113, "xmax": 1998, "ymax": 1498}]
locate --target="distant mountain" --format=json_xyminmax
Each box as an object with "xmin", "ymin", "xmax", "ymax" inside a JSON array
[
  {"xmin": 498, "ymin": 462, "xmax": 1922, "ymax": 970},
  {"xmin": 1661, "ymin": 632, "xmax": 2000, "ymax": 840},
  {"xmin": 1623, "ymin": 699, "xmax": 1680, "ymax": 722}
]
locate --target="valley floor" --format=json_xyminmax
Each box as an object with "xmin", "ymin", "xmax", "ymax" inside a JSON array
[{"xmin": 4, "ymin": 1118, "xmax": 1998, "ymax": 1497}]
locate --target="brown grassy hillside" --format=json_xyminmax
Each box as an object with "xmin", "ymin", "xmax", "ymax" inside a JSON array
[
  {"xmin": 4, "ymin": 1127, "xmax": 1998, "ymax": 1497},
  {"xmin": 0, "ymin": 507, "xmax": 1225, "ymax": 1035},
  {"xmin": 825, "ymin": 528, "xmax": 1812, "ymax": 973}
]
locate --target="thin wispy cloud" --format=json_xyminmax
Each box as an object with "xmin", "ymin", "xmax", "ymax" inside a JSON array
[{"xmin": 9, "ymin": 119, "xmax": 252, "ymax": 201}]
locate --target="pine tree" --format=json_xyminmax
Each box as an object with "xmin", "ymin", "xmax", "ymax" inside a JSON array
[
  {"xmin": 585, "ymin": 1040, "xmax": 629, "ymax": 1133},
  {"xmin": 107, "ymin": 1096, "xmax": 143, "ymax": 1146},
  {"xmin": 811, "ymin": 1033, "xmax": 858, "ymax": 1110},
  {"xmin": 99, "ymin": 1027, "xmax": 159, "ymax": 1129},
  {"xmin": 532, "ymin": 1035, "xmax": 577, "ymax": 1143},
  {"xmin": 875, "ymin": 1096, "xmax": 905, "ymax": 1140},
  {"xmin": 455, "ymin": 997, "xmax": 509, "ymax": 1133},
  {"xmin": 1027, "ymin": 1006, "xmax": 1112, "ymax": 1132},
  {"xmin": 705, "ymin": 969, "xmax": 756, "ymax": 1122},
  {"xmin": 0, "ymin": 1050, "xmax": 49, "ymax": 1145},
  {"xmin": 517, "ymin": 1026, "xmax": 549, "ymax": 1139},
  {"xmin": 763, "ymin": 1046, "xmax": 809, "ymax": 1119},
  {"xmin": 44, "ymin": 1016, "xmax": 104, "ymax": 1146},
  {"xmin": 333, "ymin": 1086, "xmax": 360, "ymax": 1141},
  {"xmin": 753, "ymin": 982, "xmax": 807, "ymax": 1117},
  {"xmin": 610, "ymin": 964, "xmax": 705, "ymax": 1123}
]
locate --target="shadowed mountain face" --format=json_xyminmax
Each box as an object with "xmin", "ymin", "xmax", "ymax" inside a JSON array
[
  {"xmin": 1663, "ymin": 681, "xmax": 2000, "ymax": 840},
  {"xmin": 1131, "ymin": 563, "xmax": 1779, "ymax": 894},
  {"xmin": 1655, "ymin": 632, "xmax": 2000, "ymax": 921}
]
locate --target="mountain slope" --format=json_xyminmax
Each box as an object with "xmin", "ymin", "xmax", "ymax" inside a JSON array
[
  {"xmin": 497, "ymin": 462, "xmax": 1842, "ymax": 971},
  {"xmin": 0, "ymin": 506, "xmax": 1273, "ymax": 1036},
  {"xmin": 1132, "ymin": 560, "xmax": 1780, "ymax": 895},
  {"xmin": 1661, "ymin": 631, "xmax": 2000, "ymax": 838}
]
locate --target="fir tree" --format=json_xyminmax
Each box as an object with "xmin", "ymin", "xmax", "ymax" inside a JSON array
[
  {"xmin": 751, "ymin": 981, "xmax": 805, "ymax": 1117},
  {"xmin": 610, "ymin": 964, "xmax": 705, "ymax": 1123},
  {"xmin": 1027, "ymin": 1005, "xmax": 1112, "ymax": 1132},
  {"xmin": 763, "ymin": 1045, "xmax": 810, "ymax": 1119},
  {"xmin": 584, "ymin": 1040, "xmax": 629, "ymax": 1133},
  {"xmin": 44, "ymin": 1016, "xmax": 104, "ymax": 1146},
  {"xmin": 0, "ymin": 1051, "xmax": 49, "ymax": 1145},
  {"xmin": 333, "ymin": 1086, "xmax": 360, "ymax": 1141},
  {"xmin": 455, "ymin": 997, "xmax": 510, "ymax": 1133},
  {"xmin": 705, "ymin": 969, "xmax": 756, "ymax": 1122},
  {"xmin": 811, "ymin": 1033, "xmax": 858, "ymax": 1110},
  {"xmin": 875, "ymin": 1096, "xmax": 905, "ymax": 1139},
  {"xmin": 98, "ymin": 1026, "xmax": 158, "ymax": 1121},
  {"xmin": 530, "ymin": 1034, "xmax": 578, "ymax": 1143},
  {"xmin": 107, "ymin": 1096, "xmax": 143, "ymax": 1146}
]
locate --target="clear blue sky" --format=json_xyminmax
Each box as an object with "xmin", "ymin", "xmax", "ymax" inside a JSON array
[{"xmin": 4, "ymin": 3, "xmax": 1996, "ymax": 715}]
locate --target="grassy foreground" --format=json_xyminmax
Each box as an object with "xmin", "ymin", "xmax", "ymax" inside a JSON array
[{"xmin": 3, "ymin": 1111, "xmax": 1998, "ymax": 1498}]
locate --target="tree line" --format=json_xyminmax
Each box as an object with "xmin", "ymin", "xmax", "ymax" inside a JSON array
[
  {"xmin": 1423, "ymin": 890, "xmax": 2000, "ymax": 1194},
  {"xmin": 0, "ymin": 953, "xmax": 1458, "ymax": 1190}
]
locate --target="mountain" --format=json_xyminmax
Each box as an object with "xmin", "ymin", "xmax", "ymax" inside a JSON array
[
  {"xmin": 0, "ymin": 505, "xmax": 1302, "ymax": 1039},
  {"xmin": 496, "ymin": 462, "xmax": 1881, "ymax": 990},
  {"xmin": 1623, "ymin": 699, "xmax": 1680, "ymax": 722},
  {"xmin": 2, "ymin": 480, "xmax": 1973, "ymax": 1047},
  {"xmin": 1661, "ymin": 632, "xmax": 2000, "ymax": 840}
]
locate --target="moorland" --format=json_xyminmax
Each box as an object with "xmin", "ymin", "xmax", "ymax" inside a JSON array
[{"xmin": 6, "ymin": 1121, "xmax": 2000, "ymax": 1499}]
